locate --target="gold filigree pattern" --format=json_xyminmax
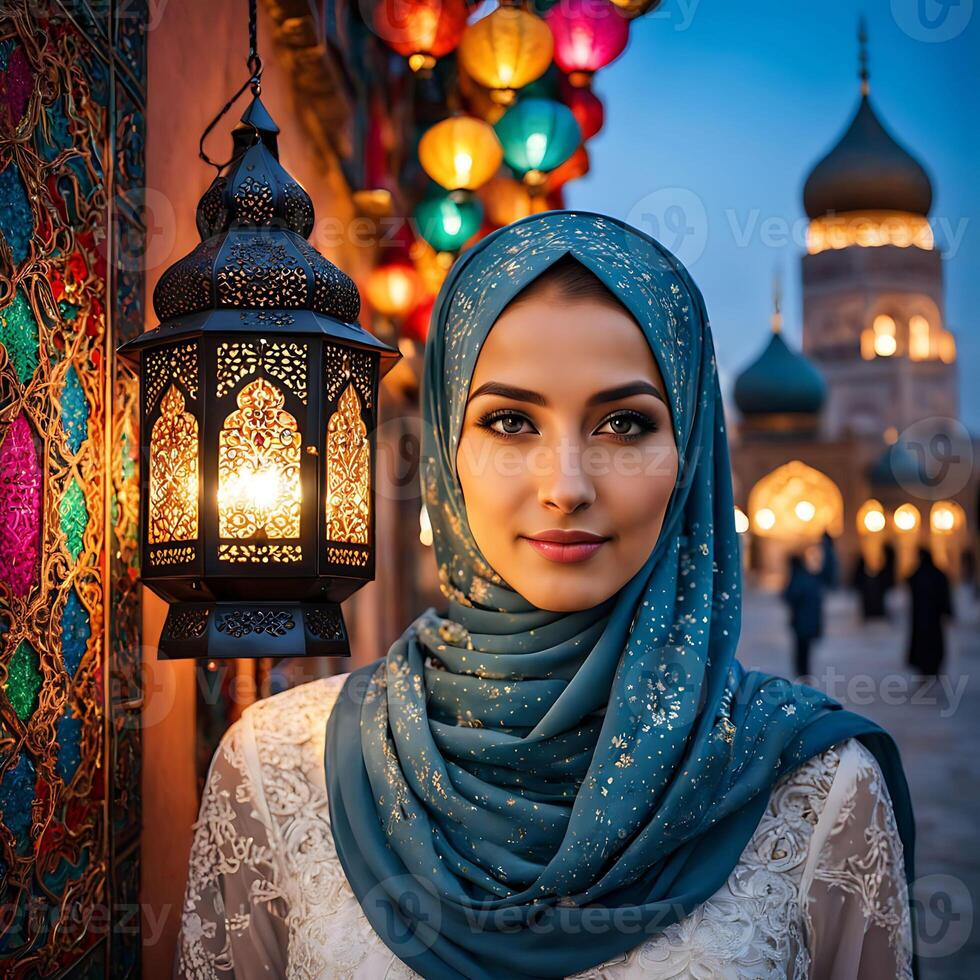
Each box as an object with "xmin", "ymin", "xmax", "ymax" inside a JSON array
[
  {"xmin": 148, "ymin": 385, "xmax": 199, "ymax": 544},
  {"xmin": 144, "ymin": 342, "xmax": 198, "ymax": 414},
  {"xmin": 217, "ymin": 543, "xmax": 302, "ymax": 563},
  {"xmin": 149, "ymin": 544, "xmax": 196, "ymax": 565},
  {"xmin": 216, "ymin": 340, "xmax": 308, "ymax": 403},
  {"xmin": 326, "ymin": 545, "xmax": 369, "ymax": 566},
  {"xmin": 215, "ymin": 238, "xmax": 308, "ymax": 308},
  {"xmin": 218, "ymin": 379, "xmax": 301, "ymax": 540},
  {"xmin": 324, "ymin": 343, "xmax": 374, "ymax": 408},
  {"xmin": 325, "ymin": 383, "xmax": 369, "ymax": 545}
]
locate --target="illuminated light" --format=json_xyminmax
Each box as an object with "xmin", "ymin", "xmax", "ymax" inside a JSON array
[
  {"xmin": 365, "ymin": 260, "xmax": 422, "ymax": 317},
  {"xmin": 457, "ymin": 6, "xmax": 554, "ymax": 103},
  {"xmin": 479, "ymin": 175, "xmax": 538, "ymax": 226},
  {"xmin": 874, "ymin": 332, "xmax": 896, "ymax": 356},
  {"xmin": 795, "ymin": 500, "xmax": 816, "ymax": 522},
  {"xmin": 909, "ymin": 315, "xmax": 930, "ymax": 361},
  {"xmin": 857, "ymin": 498, "xmax": 886, "ymax": 534},
  {"xmin": 372, "ymin": 0, "xmax": 469, "ymax": 74},
  {"xmin": 748, "ymin": 461, "xmax": 844, "ymax": 540},
  {"xmin": 544, "ymin": 144, "xmax": 590, "ymax": 195},
  {"xmin": 939, "ymin": 331, "xmax": 956, "ymax": 364},
  {"xmin": 806, "ymin": 210, "xmax": 934, "ymax": 255},
  {"xmin": 930, "ymin": 501, "xmax": 964, "ymax": 535},
  {"xmin": 608, "ymin": 0, "xmax": 661, "ymax": 17},
  {"xmin": 419, "ymin": 504, "xmax": 433, "ymax": 547},
  {"xmin": 863, "ymin": 510, "xmax": 886, "ymax": 533},
  {"xmin": 414, "ymin": 187, "xmax": 484, "ymax": 253},
  {"xmin": 893, "ymin": 503, "xmax": 920, "ymax": 533},
  {"xmin": 119, "ymin": 92, "xmax": 401, "ymax": 661},
  {"xmin": 734, "ymin": 506, "xmax": 749, "ymax": 534},
  {"xmin": 860, "ymin": 328, "xmax": 876, "ymax": 360},
  {"xmin": 546, "ymin": 0, "xmax": 629, "ymax": 83},
  {"xmin": 418, "ymin": 116, "xmax": 502, "ymax": 191},
  {"xmin": 493, "ymin": 98, "xmax": 581, "ymax": 184}
]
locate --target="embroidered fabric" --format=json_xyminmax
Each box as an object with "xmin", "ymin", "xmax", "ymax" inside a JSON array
[{"xmin": 174, "ymin": 675, "xmax": 913, "ymax": 980}]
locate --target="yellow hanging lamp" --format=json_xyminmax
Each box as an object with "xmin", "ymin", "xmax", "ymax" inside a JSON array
[{"xmin": 457, "ymin": 4, "xmax": 554, "ymax": 105}]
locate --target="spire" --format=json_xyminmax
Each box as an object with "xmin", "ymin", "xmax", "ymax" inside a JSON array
[
  {"xmin": 858, "ymin": 17, "xmax": 869, "ymax": 96},
  {"xmin": 770, "ymin": 268, "xmax": 782, "ymax": 334}
]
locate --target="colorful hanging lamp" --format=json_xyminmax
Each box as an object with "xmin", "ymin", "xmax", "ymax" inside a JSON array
[
  {"xmin": 457, "ymin": 4, "xmax": 554, "ymax": 104},
  {"xmin": 118, "ymin": 8, "xmax": 400, "ymax": 659},
  {"xmin": 404, "ymin": 295, "xmax": 435, "ymax": 345},
  {"xmin": 562, "ymin": 83, "xmax": 604, "ymax": 141},
  {"xmin": 365, "ymin": 258, "xmax": 423, "ymax": 318},
  {"xmin": 493, "ymin": 97, "xmax": 581, "ymax": 187},
  {"xmin": 544, "ymin": 142, "xmax": 590, "ymax": 193},
  {"xmin": 546, "ymin": 0, "xmax": 630, "ymax": 86},
  {"xmin": 418, "ymin": 115, "xmax": 503, "ymax": 191},
  {"xmin": 372, "ymin": 0, "xmax": 469, "ymax": 73},
  {"xmin": 479, "ymin": 174, "xmax": 547, "ymax": 225},
  {"xmin": 413, "ymin": 185, "xmax": 484, "ymax": 254},
  {"xmin": 608, "ymin": 0, "xmax": 663, "ymax": 19}
]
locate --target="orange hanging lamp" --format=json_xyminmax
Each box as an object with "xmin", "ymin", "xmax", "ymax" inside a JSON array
[
  {"xmin": 372, "ymin": 0, "xmax": 469, "ymax": 73},
  {"xmin": 418, "ymin": 115, "xmax": 504, "ymax": 191}
]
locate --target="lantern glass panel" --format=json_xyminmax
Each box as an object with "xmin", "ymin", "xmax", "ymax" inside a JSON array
[{"xmin": 142, "ymin": 340, "xmax": 202, "ymax": 574}]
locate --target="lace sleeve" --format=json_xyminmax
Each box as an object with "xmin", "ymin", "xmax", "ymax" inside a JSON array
[
  {"xmin": 174, "ymin": 712, "xmax": 289, "ymax": 979},
  {"xmin": 801, "ymin": 738, "xmax": 914, "ymax": 980}
]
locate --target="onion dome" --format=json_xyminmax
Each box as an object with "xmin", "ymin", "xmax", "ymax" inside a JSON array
[
  {"xmin": 734, "ymin": 331, "xmax": 826, "ymax": 416},
  {"xmin": 803, "ymin": 96, "xmax": 932, "ymax": 219},
  {"xmin": 144, "ymin": 95, "xmax": 395, "ymax": 377},
  {"xmin": 803, "ymin": 25, "xmax": 932, "ymax": 219}
]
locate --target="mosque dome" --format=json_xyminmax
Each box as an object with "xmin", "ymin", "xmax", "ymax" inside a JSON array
[
  {"xmin": 803, "ymin": 94, "xmax": 933, "ymax": 220},
  {"xmin": 733, "ymin": 331, "xmax": 826, "ymax": 417},
  {"xmin": 803, "ymin": 24, "xmax": 932, "ymax": 222}
]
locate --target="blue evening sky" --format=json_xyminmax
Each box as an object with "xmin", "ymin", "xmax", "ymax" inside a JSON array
[{"xmin": 565, "ymin": 0, "xmax": 979, "ymax": 431}]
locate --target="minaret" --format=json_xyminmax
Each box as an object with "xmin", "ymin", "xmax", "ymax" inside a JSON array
[{"xmin": 800, "ymin": 21, "xmax": 956, "ymax": 442}]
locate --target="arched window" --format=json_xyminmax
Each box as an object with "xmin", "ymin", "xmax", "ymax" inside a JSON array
[
  {"xmin": 325, "ymin": 382, "xmax": 370, "ymax": 544},
  {"xmin": 148, "ymin": 385, "xmax": 199, "ymax": 544},
  {"xmin": 217, "ymin": 378, "xmax": 301, "ymax": 541}
]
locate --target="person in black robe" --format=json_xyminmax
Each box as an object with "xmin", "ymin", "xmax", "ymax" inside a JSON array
[
  {"xmin": 783, "ymin": 553, "xmax": 824, "ymax": 679},
  {"xmin": 906, "ymin": 547, "xmax": 954, "ymax": 677},
  {"xmin": 851, "ymin": 553, "xmax": 887, "ymax": 619}
]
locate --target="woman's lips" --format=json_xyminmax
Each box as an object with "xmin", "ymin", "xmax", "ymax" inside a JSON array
[{"xmin": 521, "ymin": 532, "xmax": 610, "ymax": 564}]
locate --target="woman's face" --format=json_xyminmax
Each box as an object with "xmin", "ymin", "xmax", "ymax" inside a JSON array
[{"xmin": 456, "ymin": 286, "xmax": 679, "ymax": 612}]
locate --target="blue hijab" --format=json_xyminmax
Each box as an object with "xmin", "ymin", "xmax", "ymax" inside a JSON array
[{"xmin": 326, "ymin": 210, "xmax": 917, "ymax": 979}]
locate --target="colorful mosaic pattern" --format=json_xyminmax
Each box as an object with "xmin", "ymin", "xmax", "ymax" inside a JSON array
[{"xmin": 0, "ymin": 1, "xmax": 145, "ymax": 973}]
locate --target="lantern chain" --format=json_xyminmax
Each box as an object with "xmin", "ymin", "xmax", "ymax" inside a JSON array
[{"xmin": 199, "ymin": 0, "xmax": 266, "ymax": 172}]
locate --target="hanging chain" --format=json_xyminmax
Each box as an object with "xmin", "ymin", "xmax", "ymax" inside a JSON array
[{"xmin": 199, "ymin": 0, "xmax": 265, "ymax": 172}]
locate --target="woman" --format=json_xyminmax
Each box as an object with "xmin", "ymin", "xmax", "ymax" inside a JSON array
[{"xmin": 176, "ymin": 211, "xmax": 916, "ymax": 979}]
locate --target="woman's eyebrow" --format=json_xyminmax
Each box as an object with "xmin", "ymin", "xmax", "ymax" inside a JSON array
[{"xmin": 467, "ymin": 380, "xmax": 667, "ymax": 407}]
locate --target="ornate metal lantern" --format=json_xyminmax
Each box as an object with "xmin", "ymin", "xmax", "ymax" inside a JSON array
[{"xmin": 118, "ymin": 95, "xmax": 400, "ymax": 659}]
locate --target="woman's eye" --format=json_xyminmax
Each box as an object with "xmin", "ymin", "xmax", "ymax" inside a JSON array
[
  {"xmin": 478, "ymin": 411, "xmax": 534, "ymax": 436},
  {"xmin": 595, "ymin": 412, "xmax": 657, "ymax": 439}
]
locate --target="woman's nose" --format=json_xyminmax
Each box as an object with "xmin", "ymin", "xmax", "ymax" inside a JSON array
[{"xmin": 534, "ymin": 441, "xmax": 597, "ymax": 514}]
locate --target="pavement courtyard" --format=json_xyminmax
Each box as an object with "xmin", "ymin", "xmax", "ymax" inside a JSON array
[{"xmin": 738, "ymin": 584, "xmax": 980, "ymax": 980}]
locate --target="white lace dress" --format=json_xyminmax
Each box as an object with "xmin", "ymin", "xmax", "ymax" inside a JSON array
[{"xmin": 174, "ymin": 674, "xmax": 914, "ymax": 980}]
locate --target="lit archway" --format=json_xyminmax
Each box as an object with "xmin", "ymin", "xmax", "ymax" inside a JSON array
[{"xmin": 748, "ymin": 461, "xmax": 843, "ymax": 542}]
